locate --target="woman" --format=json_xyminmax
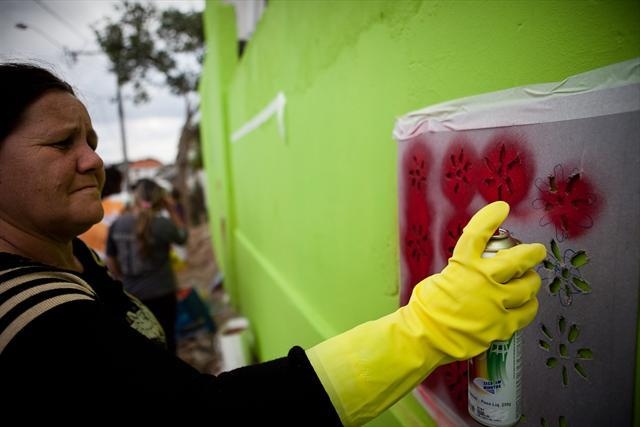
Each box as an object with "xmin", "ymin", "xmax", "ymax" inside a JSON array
[
  {"xmin": 107, "ymin": 178, "xmax": 187, "ymax": 354},
  {"xmin": 0, "ymin": 62, "xmax": 545, "ymax": 424}
]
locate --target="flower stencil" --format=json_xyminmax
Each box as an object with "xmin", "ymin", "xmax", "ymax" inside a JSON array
[
  {"xmin": 403, "ymin": 141, "xmax": 430, "ymax": 193},
  {"xmin": 441, "ymin": 141, "xmax": 477, "ymax": 208},
  {"xmin": 477, "ymin": 135, "xmax": 533, "ymax": 207},
  {"xmin": 540, "ymin": 239, "xmax": 591, "ymax": 306},
  {"xmin": 441, "ymin": 211, "xmax": 471, "ymax": 261},
  {"xmin": 400, "ymin": 141, "xmax": 434, "ymax": 304},
  {"xmin": 533, "ymin": 164, "xmax": 599, "ymax": 241},
  {"xmin": 401, "ymin": 207, "xmax": 433, "ymax": 305},
  {"xmin": 539, "ymin": 316, "xmax": 592, "ymax": 387},
  {"xmin": 442, "ymin": 361, "xmax": 468, "ymax": 414},
  {"xmin": 540, "ymin": 415, "xmax": 568, "ymax": 427}
]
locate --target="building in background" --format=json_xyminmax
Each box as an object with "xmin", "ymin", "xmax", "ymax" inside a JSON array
[{"xmin": 127, "ymin": 158, "xmax": 164, "ymax": 184}]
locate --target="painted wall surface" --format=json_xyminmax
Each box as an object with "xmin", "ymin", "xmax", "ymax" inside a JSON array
[
  {"xmin": 200, "ymin": 2, "xmax": 238, "ymax": 298},
  {"xmin": 200, "ymin": 1, "xmax": 640, "ymax": 425},
  {"xmin": 394, "ymin": 64, "xmax": 639, "ymax": 425}
]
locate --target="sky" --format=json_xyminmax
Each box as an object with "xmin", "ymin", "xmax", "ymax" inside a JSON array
[{"xmin": 0, "ymin": 0, "xmax": 205, "ymax": 166}]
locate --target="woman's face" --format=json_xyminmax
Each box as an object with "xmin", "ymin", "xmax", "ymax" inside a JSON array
[{"xmin": 0, "ymin": 90, "xmax": 105, "ymax": 240}]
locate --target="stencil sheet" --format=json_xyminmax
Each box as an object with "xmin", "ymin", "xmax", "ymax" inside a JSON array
[{"xmin": 394, "ymin": 59, "xmax": 640, "ymax": 426}]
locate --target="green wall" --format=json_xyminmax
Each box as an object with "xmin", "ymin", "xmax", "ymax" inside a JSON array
[{"xmin": 200, "ymin": 1, "xmax": 640, "ymax": 425}]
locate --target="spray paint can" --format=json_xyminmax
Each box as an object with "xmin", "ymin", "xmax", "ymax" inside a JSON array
[{"xmin": 468, "ymin": 228, "xmax": 522, "ymax": 427}]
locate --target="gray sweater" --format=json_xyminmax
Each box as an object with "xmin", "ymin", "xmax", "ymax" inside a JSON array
[{"xmin": 107, "ymin": 212, "xmax": 187, "ymax": 300}]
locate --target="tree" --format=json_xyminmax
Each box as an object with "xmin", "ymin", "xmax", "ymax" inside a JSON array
[{"xmin": 93, "ymin": 1, "xmax": 204, "ymax": 225}]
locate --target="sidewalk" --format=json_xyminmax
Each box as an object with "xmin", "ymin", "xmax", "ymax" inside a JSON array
[
  {"xmin": 174, "ymin": 222, "xmax": 238, "ymax": 375},
  {"xmin": 175, "ymin": 287, "xmax": 230, "ymax": 375}
]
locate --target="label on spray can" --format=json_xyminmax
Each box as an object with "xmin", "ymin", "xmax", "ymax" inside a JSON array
[{"xmin": 468, "ymin": 228, "xmax": 522, "ymax": 427}]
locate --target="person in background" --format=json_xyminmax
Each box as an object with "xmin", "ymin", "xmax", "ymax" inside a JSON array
[
  {"xmin": 0, "ymin": 62, "xmax": 546, "ymax": 424},
  {"xmin": 171, "ymin": 186, "xmax": 187, "ymax": 224},
  {"xmin": 106, "ymin": 178, "xmax": 187, "ymax": 354},
  {"xmin": 78, "ymin": 164, "xmax": 125, "ymax": 259},
  {"xmin": 168, "ymin": 186, "xmax": 189, "ymax": 273}
]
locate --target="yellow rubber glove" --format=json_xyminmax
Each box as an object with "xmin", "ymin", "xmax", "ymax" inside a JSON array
[{"xmin": 306, "ymin": 201, "xmax": 546, "ymax": 426}]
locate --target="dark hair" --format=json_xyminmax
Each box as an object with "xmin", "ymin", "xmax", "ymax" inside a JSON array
[
  {"xmin": 133, "ymin": 178, "xmax": 166, "ymax": 257},
  {"xmin": 0, "ymin": 62, "xmax": 75, "ymax": 142},
  {"xmin": 102, "ymin": 165, "xmax": 124, "ymax": 198}
]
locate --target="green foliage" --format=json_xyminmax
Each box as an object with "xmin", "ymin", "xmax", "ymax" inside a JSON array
[{"xmin": 93, "ymin": 1, "xmax": 204, "ymax": 104}]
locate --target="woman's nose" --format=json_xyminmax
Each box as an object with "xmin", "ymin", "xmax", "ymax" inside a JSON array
[{"xmin": 77, "ymin": 142, "xmax": 104, "ymax": 173}]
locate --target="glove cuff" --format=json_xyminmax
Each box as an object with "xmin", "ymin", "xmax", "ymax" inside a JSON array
[{"xmin": 307, "ymin": 308, "xmax": 447, "ymax": 426}]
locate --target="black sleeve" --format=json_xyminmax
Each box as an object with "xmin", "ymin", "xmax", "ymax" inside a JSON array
[
  {"xmin": 202, "ymin": 346, "xmax": 343, "ymax": 426},
  {"xmin": 0, "ymin": 300, "xmax": 342, "ymax": 426}
]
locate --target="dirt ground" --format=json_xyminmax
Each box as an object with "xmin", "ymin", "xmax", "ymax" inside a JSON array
[
  {"xmin": 175, "ymin": 222, "xmax": 219, "ymax": 293},
  {"xmin": 174, "ymin": 222, "xmax": 236, "ymax": 375}
]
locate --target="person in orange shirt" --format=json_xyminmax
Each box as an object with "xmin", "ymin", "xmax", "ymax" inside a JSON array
[{"xmin": 78, "ymin": 165, "xmax": 126, "ymax": 259}]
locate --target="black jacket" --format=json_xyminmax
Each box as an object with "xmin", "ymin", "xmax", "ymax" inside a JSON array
[{"xmin": 0, "ymin": 239, "xmax": 342, "ymax": 425}]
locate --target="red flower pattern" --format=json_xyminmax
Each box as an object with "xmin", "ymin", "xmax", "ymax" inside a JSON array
[
  {"xmin": 402, "ymin": 139, "xmax": 430, "ymax": 196},
  {"xmin": 477, "ymin": 135, "xmax": 533, "ymax": 207},
  {"xmin": 442, "ymin": 140, "xmax": 478, "ymax": 208},
  {"xmin": 400, "ymin": 140, "xmax": 434, "ymax": 305},
  {"xmin": 441, "ymin": 211, "xmax": 472, "ymax": 261},
  {"xmin": 533, "ymin": 164, "xmax": 599, "ymax": 241},
  {"xmin": 442, "ymin": 361, "xmax": 468, "ymax": 414},
  {"xmin": 400, "ymin": 200, "xmax": 433, "ymax": 305}
]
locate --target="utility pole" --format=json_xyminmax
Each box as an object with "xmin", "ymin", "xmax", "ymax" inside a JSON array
[{"xmin": 115, "ymin": 81, "xmax": 131, "ymax": 191}]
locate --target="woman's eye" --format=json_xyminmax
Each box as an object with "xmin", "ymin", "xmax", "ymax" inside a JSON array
[{"xmin": 52, "ymin": 138, "xmax": 73, "ymax": 150}]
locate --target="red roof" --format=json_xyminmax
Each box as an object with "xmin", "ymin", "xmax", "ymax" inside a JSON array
[{"xmin": 129, "ymin": 158, "xmax": 163, "ymax": 169}]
